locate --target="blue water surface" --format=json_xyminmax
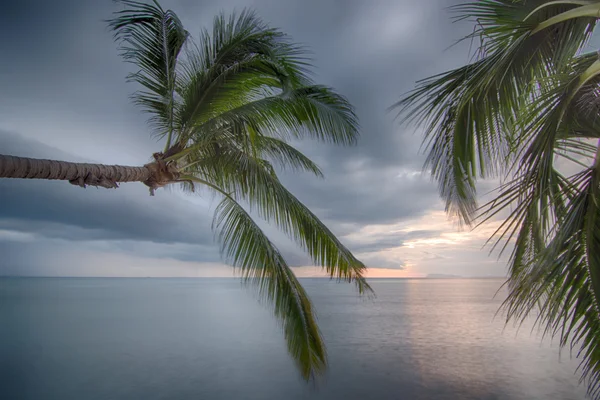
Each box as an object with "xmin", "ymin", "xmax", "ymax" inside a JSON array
[{"xmin": 0, "ymin": 278, "xmax": 588, "ymax": 399}]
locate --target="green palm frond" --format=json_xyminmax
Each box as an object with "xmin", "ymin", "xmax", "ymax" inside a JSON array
[
  {"xmin": 392, "ymin": 0, "xmax": 597, "ymax": 226},
  {"xmin": 193, "ymin": 85, "xmax": 359, "ymax": 146},
  {"xmin": 253, "ymin": 135, "xmax": 324, "ymax": 177},
  {"xmin": 481, "ymin": 52, "xmax": 600, "ymax": 251},
  {"xmin": 174, "ymin": 10, "xmax": 313, "ymax": 145},
  {"xmin": 109, "ymin": 0, "xmax": 188, "ymax": 146},
  {"xmin": 212, "ymin": 194, "xmax": 326, "ymax": 381},
  {"xmin": 185, "ymin": 145, "xmax": 372, "ymax": 294},
  {"xmin": 502, "ymin": 167, "xmax": 600, "ymax": 397}
]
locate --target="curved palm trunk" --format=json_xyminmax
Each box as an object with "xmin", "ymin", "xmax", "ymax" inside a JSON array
[{"xmin": 0, "ymin": 154, "xmax": 151, "ymax": 189}]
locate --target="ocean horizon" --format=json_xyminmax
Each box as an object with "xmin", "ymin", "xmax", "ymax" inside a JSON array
[{"xmin": 0, "ymin": 275, "xmax": 508, "ymax": 279}]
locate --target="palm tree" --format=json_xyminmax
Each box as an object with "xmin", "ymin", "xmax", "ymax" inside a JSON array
[
  {"xmin": 0, "ymin": 0, "xmax": 372, "ymax": 381},
  {"xmin": 393, "ymin": 0, "xmax": 600, "ymax": 397}
]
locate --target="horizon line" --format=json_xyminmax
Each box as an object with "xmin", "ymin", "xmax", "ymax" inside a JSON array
[{"xmin": 0, "ymin": 275, "xmax": 507, "ymax": 279}]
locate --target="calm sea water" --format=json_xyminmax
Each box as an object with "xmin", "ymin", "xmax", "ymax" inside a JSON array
[{"xmin": 0, "ymin": 278, "xmax": 589, "ymax": 400}]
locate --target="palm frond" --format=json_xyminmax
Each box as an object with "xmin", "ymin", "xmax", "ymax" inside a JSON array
[
  {"xmin": 109, "ymin": 0, "xmax": 188, "ymax": 145},
  {"xmin": 392, "ymin": 0, "xmax": 598, "ymax": 225},
  {"xmin": 185, "ymin": 146, "xmax": 372, "ymax": 294},
  {"xmin": 174, "ymin": 9, "xmax": 313, "ymax": 145},
  {"xmin": 253, "ymin": 135, "xmax": 324, "ymax": 177},
  {"xmin": 193, "ymin": 85, "xmax": 359, "ymax": 146},
  {"xmin": 485, "ymin": 53, "xmax": 600, "ymax": 247},
  {"xmin": 212, "ymin": 195, "xmax": 326, "ymax": 381},
  {"xmin": 502, "ymin": 167, "xmax": 600, "ymax": 398}
]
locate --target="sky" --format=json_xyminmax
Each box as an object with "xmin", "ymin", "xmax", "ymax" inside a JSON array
[{"xmin": 0, "ymin": 0, "xmax": 512, "ymax": 278}]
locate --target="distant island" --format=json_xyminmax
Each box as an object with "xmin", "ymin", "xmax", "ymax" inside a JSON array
[{"xmin": 425, "ymin": 274, "xmax": 505, "ymax": 279}]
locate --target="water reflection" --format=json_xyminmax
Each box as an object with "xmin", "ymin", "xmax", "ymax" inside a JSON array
[
  {"xmin": 402, "ymin": 279, "xmax": 585, "ymax": 399},
  {"xmin": 0, "ymin": 278, "xmax": 589, "ymax": 400}
]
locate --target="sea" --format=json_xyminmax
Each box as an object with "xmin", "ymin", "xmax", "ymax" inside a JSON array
[{"xmin": 0, "ymin": 278, "xmax": 590, "ymax": 400}]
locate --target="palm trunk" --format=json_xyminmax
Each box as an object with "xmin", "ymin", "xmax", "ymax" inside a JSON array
[{"xmin": 0, "ymin": 154, "xmax": 151, "ymax": 189}]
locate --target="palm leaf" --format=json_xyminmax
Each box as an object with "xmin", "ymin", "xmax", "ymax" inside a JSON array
[
  {"xmin": 483, "ymin": 53, "xmax": 600, "ymax": 254},
  {"xmin": 392, "ymin": 0, "xmax": 597, "ymax": 225},
  {"xmin": 252, "ymin": 134, "xmax": 324, "ymax": 177},
  {"xmin": 109, "ymin": 0, "xmax": 188, "ymax": 146},
  {"xmin": 174, "ymin": 10, "xmax": 313, "ymax": 145},
  {"xmin": 502, "ymin": 167, "xmax": 600, "ymax": 397},
  {"xmin": 185, "ymin": 145, "xmax": 372, "ymax": 294},
  {"xmin": 193, "ymin": 85, "xmax": 359, "ymax": 146},
  {"xmin": 212, "ymin": 194, "xmax": 326, "ymax": 381}
]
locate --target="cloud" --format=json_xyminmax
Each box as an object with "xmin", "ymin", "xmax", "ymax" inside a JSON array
[
  {"xmin": 0, "ymin": 239, "xmax": 227, "ymax": 278},
  {"xmin": 0, "ymin": 179, "xmax": 215, "ymax": 245},
  {"xmin": 0, "ymin": 0, "xmax": 510, "ymax": 277},
  {"xmin": 0, "ymin": 132, "xmax": 218, "ymax": 246},
  {"xmin": 348, "ymin": 230, "xmax": 443, "ymax": 254},
  {"xmin": 280, "ymin": 161, "xmax": 442, "ymax": 226}
]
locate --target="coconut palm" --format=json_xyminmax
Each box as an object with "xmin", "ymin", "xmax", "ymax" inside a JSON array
[
  {"xmin": 393, "ymin": 0, "xmax": 600, "ymax": 397},
  {"xmin": 0, "ymin": 0, "xmax": 372, "ymax": 381}
]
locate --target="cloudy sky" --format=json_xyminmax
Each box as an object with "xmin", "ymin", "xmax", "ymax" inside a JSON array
[{"xmin": 0, "ymin": 0, "xmax": 512, "ymax": 278}]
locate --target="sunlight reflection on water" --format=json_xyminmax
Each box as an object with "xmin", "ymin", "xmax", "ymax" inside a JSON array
[{"xmin": 0, "ymin": 278, "xmax": 588, "ymax": 400}]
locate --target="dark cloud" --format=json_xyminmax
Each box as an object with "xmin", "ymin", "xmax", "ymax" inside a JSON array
[
  {"xmin": 281, "ymin": 162, "xmax": 442, "ymax": 225},
  {"xmin": 0, "ymin": 0, "xmax": 154, "ymax": 164},
  {"xmin": 0, "ymin": 133, "xmax": 216, "ymax": 246},
  {"xmin": 349, "ymin": 230, "xmax": 444, "ymax": 253},
  {"xmin": 0, "ymin": 179, "xmax": 213, "ymax": 245}
]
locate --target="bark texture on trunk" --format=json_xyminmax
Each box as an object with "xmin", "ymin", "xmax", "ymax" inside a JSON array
[{"xmin": 0, "ymin": 154, "xmax": 151, "ymax": 189}]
